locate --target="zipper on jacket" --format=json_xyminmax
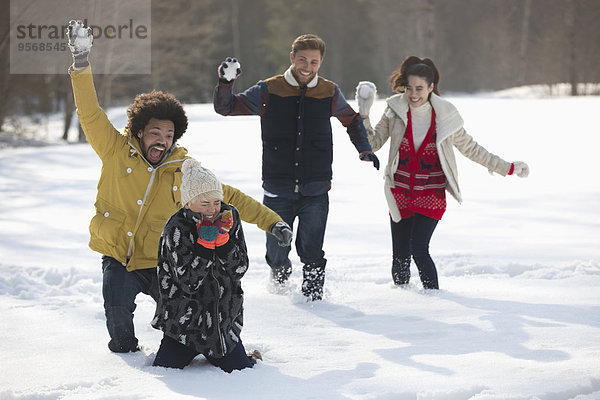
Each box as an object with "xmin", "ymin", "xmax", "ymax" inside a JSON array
[
  {"xmin": 127, "ymin": 167, "xmax": 156, "ymax": 259},
  {"xmin": 209, "ymin": 258, "xmax": 227, "ymax": 357},
  {"xmin": 293, "ymin": 85, "xmax": 307, "ymax": 194}
]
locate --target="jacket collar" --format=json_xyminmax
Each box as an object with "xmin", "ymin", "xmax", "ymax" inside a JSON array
[
  {"xmin": 182, "ymin": 207, "xmax": 202, "ymax": 224},
  {"xmin": 284, "ymin": 66, "xmax": 319, "ymax": 88},
  {"xmin": 386, "ymin": 93, "xmax": 464, "ymax": 141}
]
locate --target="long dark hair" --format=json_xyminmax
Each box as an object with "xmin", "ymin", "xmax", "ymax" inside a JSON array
[{"xmin": 388, "ymin": 56, "xmax": 441, "ymax": 96}]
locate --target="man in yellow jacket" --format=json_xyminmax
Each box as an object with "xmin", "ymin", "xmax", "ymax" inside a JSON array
[{"xmin": 67, "ymin": 21, "xmax": 292, "ymax": 353}]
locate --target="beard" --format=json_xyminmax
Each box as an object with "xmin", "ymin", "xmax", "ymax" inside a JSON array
[
  {"xmin": 141, "ymin": 142, "xmax": 167, "ymax": 165},
  {"xmin": 291, "ymin": 67, "xmax": 316, "ymax": 86}
]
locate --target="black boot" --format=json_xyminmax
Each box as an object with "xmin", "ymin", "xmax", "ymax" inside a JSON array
[
  {"xmin": 302, "ymin": 263, "xmax": 325, "ymax": 301},
  {"xmin": 271, "ymin": 265, "xmax": 292, "ymax": 284},
  {"xmin": 105, "ymin": 305, "xmax": 140, "ymax": 353},
  {"xmin": 392, "ymin": 257, "xmax": 411, "ymax": 285},
  {"xmin": 413, "ymin": 254, "xmax": 439, "ymax": 290}
]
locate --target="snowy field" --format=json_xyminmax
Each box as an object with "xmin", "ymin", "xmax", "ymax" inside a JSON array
[{"xmin": 0, "ymin": 93, "xmax": 599, "ymax": 400}]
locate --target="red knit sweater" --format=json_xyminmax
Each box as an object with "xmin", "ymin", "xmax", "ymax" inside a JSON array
[{"xmin": 391, "ymin": 109, "xmax": 447, "ymax": 220}]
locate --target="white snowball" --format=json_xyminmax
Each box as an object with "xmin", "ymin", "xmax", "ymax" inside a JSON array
[
  {"xmin": 359, "ymin": 85, "xmax": 373, "ymax": 99},
  {"xmin": 223, "ymin": 61, "xmax": 240, "ymax": 81}
]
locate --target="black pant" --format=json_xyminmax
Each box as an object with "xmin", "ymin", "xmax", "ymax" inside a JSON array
[
  {"xmin": 102, "ymin": 256, "xmax": 159, "ymax": 352},
  {"xmin": 153, "ymin": 334, "xmax": 256, "ymax": 372},
  {"xmin": 390, "ymin": 214, "xmax": 439, "ymax": 289},
  {"xmin": 263, "ymin": 193, "xmax": 329, "ymax": 273}
]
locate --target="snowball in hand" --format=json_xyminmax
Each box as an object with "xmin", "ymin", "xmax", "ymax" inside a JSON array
[
  {"xmin": 73, "ymin": 34, "xmax": 92, "ymax": 52},
  {"xmin": 222, "ymin": 58, "xmax": 241, "ymax": 81},
  {"xmin": 358, "ymin": 84, "xmax": 374, "ymax": 99},
  {"xmin": 70, "ymin": 22, "xmax": 92, "ymax": 52}
]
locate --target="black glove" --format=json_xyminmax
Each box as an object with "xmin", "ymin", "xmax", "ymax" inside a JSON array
[
  {"xmin": 271, "ymin": 221, "xmax": 293, "ymax": 247},
  {"xmin": 66, "ymin": 20, "xmax": 93, "ymax": 70},
  {"xmin": 359, "ymin": 151, "xmax": 380, "ymax": 170}
]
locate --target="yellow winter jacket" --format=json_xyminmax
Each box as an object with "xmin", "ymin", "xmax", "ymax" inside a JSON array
[{"xmin": 70, "ymin": 66, "xmax": 282, "ymax": 271}]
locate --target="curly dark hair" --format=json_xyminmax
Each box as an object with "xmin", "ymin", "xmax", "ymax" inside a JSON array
[
  {"xmin": 126, "ymin": 90, "xmax": 188, "ymax": 141},
  {"xmin": 389, "ymin": 56, "xmax": 441, "ymax": 96}
]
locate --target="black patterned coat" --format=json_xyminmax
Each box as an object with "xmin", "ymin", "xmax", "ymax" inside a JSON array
[{"xmin": 151, "ymin": 204, "xmax": 249, "ymax": 358}]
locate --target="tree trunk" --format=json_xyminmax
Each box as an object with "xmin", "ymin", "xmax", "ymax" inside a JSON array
[
  {"xmin": 0, "ymin": 12, "xmax": 10, "ymax": 132},
  {"xmin": 98, "ymin": 75, "xmax": 114, "ymax": 109},
  {"xmin": 78, "ymin": 123, "xmax": 86, "ymax": 143},
  {"xmin": 566, "ymin": 0, "xmax": 578, "ymax": 96},
  {"xmin": 328, "ymin": 0, "xmax": 344, "ymax": 88},
  {"xmin": 424, "ymin": 0, "xmax": 435, "ymax": 58},
  {"xmin": 62, "ymin": 87, "xmax": 75, "ymax": 141},
  {"xmin": 518, "ymin": 0, "xmax": 532, "ymax": 86},
  {"xmin": 230, "ymin": 0, "xmax": 243, "ymax": 89}
]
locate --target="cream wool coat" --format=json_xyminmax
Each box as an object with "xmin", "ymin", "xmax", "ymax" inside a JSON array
[
  {"xmin": 70, "ymin": 66, "xmax": 282, "ymax": 271},
  {"xmin": 364, "ymin": 93, "xmax": 512, "ymax": 222}
]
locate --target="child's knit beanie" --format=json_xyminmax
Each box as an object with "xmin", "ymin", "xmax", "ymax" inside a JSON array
[{"xmin": 180, "ymin": 158, "xmax": 223, "ymax": 206}]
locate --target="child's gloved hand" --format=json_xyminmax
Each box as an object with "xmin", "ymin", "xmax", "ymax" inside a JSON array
[
  {"xmin": 214, "ymin": 210, "xmax": 233, "ymax": 247},
  {"xmin": 215, "ymin": 210, "xmax": 233, "ymax": 233},
  {"xmin": 197, "ymin": 219, "xmax": 219, "ymax": 248},
  {"xmin": 197, "ymin": 210, "xmax": 233, "ymax": 249}
]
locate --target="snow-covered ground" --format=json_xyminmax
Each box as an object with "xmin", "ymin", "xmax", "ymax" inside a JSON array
[{"xmin": 0, "ymin": 93, "xmax": 599, "ymax": 400}]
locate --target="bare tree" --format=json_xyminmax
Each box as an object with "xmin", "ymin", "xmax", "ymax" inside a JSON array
[
  {"xmin": 230, "ymin": 0, "xmax": 243, "ymax": 89},
  {"xmin": 518, "ymin": 0, "xmax": 532, "ymax": 86},
  {"xmin": 424, "ymin": 0, "xmax": 435, "ymax": 58},
  {"xmin": 64, "ymin": 96, "xmax": 75, "ymax": 141},
  {"xmin": 0, "ymin": 0, "xmax": 12, "ymax": 131},
  {"xmin": 566, "ymin": 0, "xmax": 578, "ymax": 95}
]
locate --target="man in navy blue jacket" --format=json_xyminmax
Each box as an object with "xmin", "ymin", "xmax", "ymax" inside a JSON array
[{"xmin": 213, "ymin": 34, "xmax": 379, "ymax": 300}]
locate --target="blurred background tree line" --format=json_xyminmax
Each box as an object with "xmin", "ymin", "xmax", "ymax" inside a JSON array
[{"xmin": 1, "ymin": 0, "xmax": 599, "ymax": 141}]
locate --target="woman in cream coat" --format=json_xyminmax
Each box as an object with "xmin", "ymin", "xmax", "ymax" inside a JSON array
[{"xmin": 356, "ymin": 56, "xmax": 529, "ymax": 289}]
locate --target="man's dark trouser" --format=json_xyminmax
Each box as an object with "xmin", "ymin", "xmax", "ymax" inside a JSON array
[
  {"xmin": 263, "ymin": 193, "xmax": 328, "ymax": 299},
  {"xmin": 102, "ymin": 256, "xmax": 158, "ymax": 353}
]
